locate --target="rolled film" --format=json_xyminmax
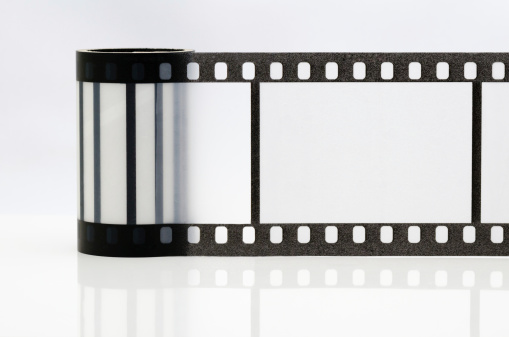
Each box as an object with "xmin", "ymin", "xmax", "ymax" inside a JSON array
[{"xmin": 77, "ymin": 49, "xmax": 509, "ymax": 256}]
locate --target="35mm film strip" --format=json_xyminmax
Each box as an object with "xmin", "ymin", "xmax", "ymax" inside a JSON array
[{"xmin": 77, "ymin": 49, "xmax": 509, "ymax": 257}]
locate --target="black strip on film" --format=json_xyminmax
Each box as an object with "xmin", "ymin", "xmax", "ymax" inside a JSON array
[
  {"xmin": 79, "ymin": 221, "xmax": 509, "ymax": 257},
  {"xmin": 126, "ymin": 83, "xmax": 137, "ymax": 225}
]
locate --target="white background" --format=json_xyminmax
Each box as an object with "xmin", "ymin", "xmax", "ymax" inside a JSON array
[{"xmin": 2, "ymin": 0, "xmax": 509, "ymax": 336}]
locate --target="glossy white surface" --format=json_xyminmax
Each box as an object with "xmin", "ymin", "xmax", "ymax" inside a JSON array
[{"xmin": 1, "ymin": 215, "xmax": 509, "ymax": 336}]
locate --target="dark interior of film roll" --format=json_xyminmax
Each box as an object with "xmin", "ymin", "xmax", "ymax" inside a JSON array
[{"xmin": 77, "ymin": 49, "xmax": 509, "ymax": 256}]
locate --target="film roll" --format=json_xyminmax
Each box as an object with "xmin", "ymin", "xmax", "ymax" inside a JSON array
[
  {"xmin": 77, "ymin": 49, "xmax": 195, "ymax": 255},
  {"xmin": 77, "ymin": 49, "xmax": 254, "ymax": 257},
  {"xmin": 77, "ymin": 50, "xmax": 509, "ymax": 257}
]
